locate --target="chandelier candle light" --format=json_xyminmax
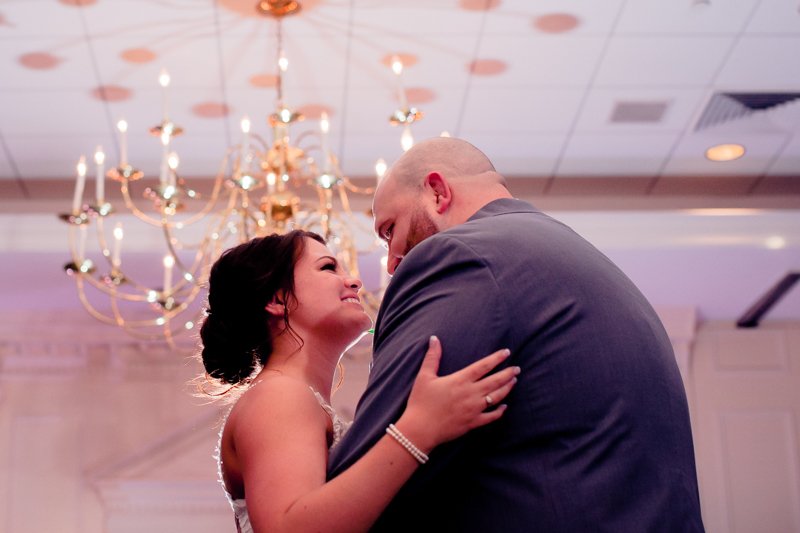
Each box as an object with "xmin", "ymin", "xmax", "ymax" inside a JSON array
[{"xmin": 58, "ymin": 0, "xmax": 423, "ymax": 346}]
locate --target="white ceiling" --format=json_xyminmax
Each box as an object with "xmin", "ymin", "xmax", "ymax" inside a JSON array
[
  {"xmin": 0, "ymin": 0, "xmax": 798, "ymax": 326},
  {"xmin": 1, "ymin": 0, "xmax": 799, "ymax": 184}
]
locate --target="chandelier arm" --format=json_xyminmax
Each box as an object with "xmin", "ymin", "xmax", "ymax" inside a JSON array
[
  {"xmin": 165, "ymin": 157, "xmax": 234, "ymax": 227},
  {"xmin": 109, "ymin": 283, "xmax": 136, "ymax": 328},
  {"xmin": 74, "ymin": 274, "xmax": 207, "ymax": 340},
  {"xmin": 157, "ymin": 212, "xmax": 229, "ymax": 302},
  {"xmin": 77, "ymin": 273, "xmax": 161, "ymax": 302},
  {"xmin": 292, "ymin": 131, "xmax": 318, "ymax": 150},
  {"xmin": 336, "ymin": 204, "xmax": 381, "ymax": 238},
  {"xmin": 74, "ymin": 276, "xmax": 126, "ymax": 326},
  {"xmin": 108, "ymin": 281, "xmax": 204, "ymax": 330},
  {"xmin": 162, "ymin": 321, "xmax": 178, "ymax": 350},
  {"xmin": 337, "ymin": 185, "xmax": 354, "ymax": 214},
  {"xmin": 340, "ymin": 176, "xmax": 376, "ymax": 195},
  {"xmin": 119, "ymin": 179, "xmax": 175, "ymax": 227},
  {"xmin": 315, "ymin": 188, "xmax": 333, "ymax": 239},
  {"xmin": 114, "ymin": 313, "xmax": 203, "ymax": 344},
  {"xmin": 276, "ymin": 18, "xmax": 285, "ymax": 107},
  {"xmin": 116, "ymin": 158, "xmax": 229, "ymax": 230},
  {"xmin": 168, "ymin": 190, "xmax": 241, "ymax": 260},
  {"xmin": 242, "ymin": 207, "xmax": 265, "ymax": 240},
  {"xmin": 161, "ymin": 224, "xmax": 195, "ymax": 291},
  {"xmin": 67, "ymin": 221, "xmax": 84, "ymax": 266},
  {"xmin": 240, "ymin": 191, "xmax": 254, "ymax": 241},
  {"xmin": 93, "ymin": 213, "xmax": 118, "ymax": 272},
  {"xmin": 160, "ymin": 284, "xmax": 205, "ymax": 318}
]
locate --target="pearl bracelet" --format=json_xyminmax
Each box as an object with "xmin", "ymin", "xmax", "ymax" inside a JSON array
[{"xmin": 386, "ymin": 423, "xmax": 429, "ymax": 464}]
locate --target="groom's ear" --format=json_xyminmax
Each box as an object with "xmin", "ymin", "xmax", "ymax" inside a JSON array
[{"xmin": 425, "ymin": 172, "xmax": 451, "ymax": 214}]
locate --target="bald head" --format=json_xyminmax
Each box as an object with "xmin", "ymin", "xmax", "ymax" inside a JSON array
[
  {"xmin": 374, "ymin": 137, "xmax": 509, "ymax": 219},
  {"xmin": 371, "ymin": 137, "xmax": 513, "ymax": 273},
  {"xmin": 382, "ymin": 137, "xmax": 500, "ymax": 192}
]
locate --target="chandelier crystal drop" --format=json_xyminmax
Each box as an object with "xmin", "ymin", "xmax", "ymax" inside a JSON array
[{"xmin": 58, "ymin": 0, "xmax": 422, "ymax": 346}]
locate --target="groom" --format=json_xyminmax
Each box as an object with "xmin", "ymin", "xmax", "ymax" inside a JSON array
[{"xmin": 327, "ymin": 137, "xmax": 704, "ymax": 532}]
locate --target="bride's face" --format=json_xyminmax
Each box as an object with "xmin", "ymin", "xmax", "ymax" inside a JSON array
[{"xmin": 286, "ymin": 238, "xmax": 372, "ymax": 338}]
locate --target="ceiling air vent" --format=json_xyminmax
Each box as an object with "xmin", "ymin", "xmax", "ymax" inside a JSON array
[
  {"xmin": 695, "ymin": 92, "xmax": 800, "ymax": 131},
  {"xmin": 609, "ymin": 101, "xmax": 670, "ymax": 123}
]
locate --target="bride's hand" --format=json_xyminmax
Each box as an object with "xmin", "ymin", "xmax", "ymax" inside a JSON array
[{"xmin": 396, "ymin": 336, "xmax": 519, "ymax": 453}]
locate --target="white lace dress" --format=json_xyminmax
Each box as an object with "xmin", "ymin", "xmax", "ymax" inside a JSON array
[{"xmin": 217, "ymin": 388, "xmax": 351, "ymax": 533}]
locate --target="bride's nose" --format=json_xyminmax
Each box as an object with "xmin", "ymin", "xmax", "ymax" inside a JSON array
[{"xmin": 346, "ymin": 277, "xmax": 362, "ymax": 291}]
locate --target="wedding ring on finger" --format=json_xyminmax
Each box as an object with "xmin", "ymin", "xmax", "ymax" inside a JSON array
[{"xmin": 484, "ymin": 394, "xmax": 494, "ymax": 407}]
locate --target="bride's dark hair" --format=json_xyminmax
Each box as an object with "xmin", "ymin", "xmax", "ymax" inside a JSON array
[{"xmin": 198, "ymin": 230, "xmax": 325, "ymax": 390}]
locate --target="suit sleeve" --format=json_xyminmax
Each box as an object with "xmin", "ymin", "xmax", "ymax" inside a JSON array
[{"xmin": 327, "ymin": 233, "xmax": 509, "ymax": 480}]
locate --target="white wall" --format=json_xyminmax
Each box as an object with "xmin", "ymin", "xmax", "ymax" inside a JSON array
[{"xmin": 1, "ymin": 310, "xmax": 799, "ymax": 532}]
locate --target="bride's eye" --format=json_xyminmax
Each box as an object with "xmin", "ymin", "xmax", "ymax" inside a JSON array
[{"xmin": 321, "ymin": 262, "xmax": 337, "ymax": 271}]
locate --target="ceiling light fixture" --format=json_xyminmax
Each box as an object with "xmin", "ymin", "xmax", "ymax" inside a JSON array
[
  {"xmin": 57, "ymin": 0, "xmax": 420, "ymax": 346},
  {"xmin": 705, "ymin": 143, "xmax": 745, "ymax": 162}
]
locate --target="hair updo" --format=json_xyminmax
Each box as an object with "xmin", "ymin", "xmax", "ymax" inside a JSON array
[{"xmin": 198, "ymin": 230, "xmax": 325, "ymax": 390}]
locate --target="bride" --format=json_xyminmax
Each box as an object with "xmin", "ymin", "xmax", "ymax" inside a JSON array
[{"xmin": 198, "ymin": 230, "xmax": 518, "ymax": 533}]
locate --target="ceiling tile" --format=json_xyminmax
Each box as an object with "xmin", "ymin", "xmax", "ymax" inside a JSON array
[
  {"xmin": 349, "ymin": 2, "xmax": 486, "ymax": 35},
  {"xmin": 745, "ymin": 0, "xmax": 800, "ymax": 34},
  {"xmin": 5, "ymin": 133, "xmax": 106, "ymax": 180},
  {"xmin": 716, "ymin": 36, "xmax": 800, "ymax": 89},
  {"xmin": 473, "ymin": 34, "xmax": 609, "ymax": 87},
  {"xmin": 0, "ymin": 38, "xmax": 96, "ymax": 90},
  {"xmin": 574, "ymin": 87, "xmax": 707, "ymax": 133},
  {"xmin": 662, "ymin": 131, "xmax": 791, "ymax": 176},
  {"xmin": 616, "ymin": 0, "xmax": 761, "ymax": 34},
  {"xmin": 765, "ymin": 134, "xmax": 800, "ymax": 177},
  {"xmin": 1, "ymin": 90, "xmax": 107, "ymax": 136},
  {"xmin": 346, "ymin": 30, "xmax": 475, "ymax": 90},
  {"xmin": 80, "ymin": 0, "xmax": 216, "ymax": 34},
  {"xmin": 459, "ymin": 87, "xmax": 584, "ymax": 133},
  {"xmin": 1, "ymin": 1, "xmax": 86, "ymax": 37},
  {"xmin": 595, "ymin": 35, "xmax": 734, "ymax": 86},
  {"xmin": 556, "ymin": 132, "xmax": 680, "ymax": 176},
  {"xmin": 482, "ymin": 0, "xmax": 626, "ymax": 35},
  {"xmin": 457, "ymin": 133, "xmax": 563, "ymax": 177},
  {"xmin": 0, "ymin": 139, "xmax": 19, "ymax": 181}
]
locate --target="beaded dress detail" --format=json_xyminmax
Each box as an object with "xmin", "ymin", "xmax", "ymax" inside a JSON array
[{"xmin": 217, "ymin": 388, "xmax": 351, "ymax": 533}]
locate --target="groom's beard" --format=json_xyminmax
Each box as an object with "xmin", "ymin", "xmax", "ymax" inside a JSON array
[{"xmin": 404, "ymin": 206, "xmax": 439, "ymax": 257}]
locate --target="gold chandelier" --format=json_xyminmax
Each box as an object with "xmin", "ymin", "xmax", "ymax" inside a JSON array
[{"xmin": 58, "ymin": 0, "xmax": 422, "ymax": 347}]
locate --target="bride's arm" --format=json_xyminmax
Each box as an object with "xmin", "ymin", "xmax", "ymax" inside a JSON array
[{"xmin": 237, "ymin": 337, "xmax": 518, "ymax": 533}]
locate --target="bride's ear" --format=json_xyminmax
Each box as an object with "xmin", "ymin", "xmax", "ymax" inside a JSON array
[{"xmin": 265, "ymin": 295, "xmax": 285, "ymax": 317}]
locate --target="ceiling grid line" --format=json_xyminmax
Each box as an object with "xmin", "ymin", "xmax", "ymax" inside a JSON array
[
  {"xmin": 748, "ymin": 133, "xmax": 794, "ymax": 194},
  {"xmin": 77, "ymin": 3, "xmax": 120, "ymax": 168},
  {"xmin": 451, "ymin": 0, "xmax": 492, "ymax": 139},
  {"xmin": 0, "ymin": 128, "xmax": 28, "ymax": 199},
  {"xmin": 333, "ymin": 0, "xmax": 356, "ymax": 164},
  {"xmin": 210, "ymin": 0, "xmax": 233, "ymax": 150},
  {"xmin": 543, "ymin": 0, "xmax": 630, "ymax": 194},
  {"xmin": 645, "ymin": 0, "xmax": 767, "ymax": 195}
]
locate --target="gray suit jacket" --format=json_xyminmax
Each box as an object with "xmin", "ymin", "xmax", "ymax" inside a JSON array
[{"xmin": 328, "ymin": 198, "xmax": 704, "ymax": 532}]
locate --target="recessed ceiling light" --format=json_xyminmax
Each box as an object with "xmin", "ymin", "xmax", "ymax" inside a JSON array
[
  {"xmin": 765, "ymin": 236, "xmax": 786, "ymax": 250},
  {"xmin": 705, "ymin": 143, "xmax": 745, "ymax": 162}
]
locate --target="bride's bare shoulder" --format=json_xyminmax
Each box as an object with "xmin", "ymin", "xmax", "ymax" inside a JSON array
[{"xmin": 229, "ymin": 375, "xmax": 323, "ymax": 426}]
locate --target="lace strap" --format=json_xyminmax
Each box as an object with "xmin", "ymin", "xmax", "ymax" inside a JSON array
[
  {"xmin": 308, "ymin": 387, "xmax": 336, "ymax": 418},
  {"xmin": 308, "ymin": 387, "xmax": 350, "ymax": 447}
]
